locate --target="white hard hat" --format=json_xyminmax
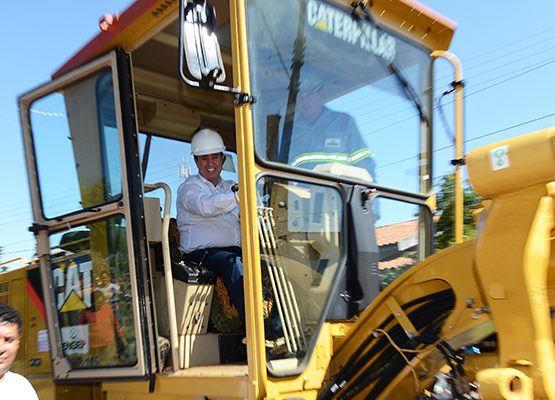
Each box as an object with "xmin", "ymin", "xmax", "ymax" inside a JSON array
[{"xmin": 190, "ymin": 129, "xmax": 226, "ymax": 156}]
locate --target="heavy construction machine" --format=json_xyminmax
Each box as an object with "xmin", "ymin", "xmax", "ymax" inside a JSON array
[{"xmin": 8, "ymin": 0, "xmax": 555, "ymax": 399}]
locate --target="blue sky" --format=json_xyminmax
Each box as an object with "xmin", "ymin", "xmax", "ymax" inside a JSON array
[
  {"xmin": 1, "ymin": 1, "xmax": 135, "ymax": 268},
  {"xmin": 426, "ymin": 0, "xmax": 555, "ymax": 164},
  {"xmin": 1, "ymin": 0, "xmax": 555, "ymax": 268}
]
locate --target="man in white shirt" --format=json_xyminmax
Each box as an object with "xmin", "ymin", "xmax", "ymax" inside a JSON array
[
  {"xmin": 176, "ymin": 129, "xmax": 244, "ymax": 324},
  {"xmin": 0, "ymin": 304, "xmax": 39, "ymax": 400}
]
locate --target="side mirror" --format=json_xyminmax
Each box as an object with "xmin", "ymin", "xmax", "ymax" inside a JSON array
[
  {"xmin": 178, "ymin": 0, "xmax": 226, "ymax": 88},
  {"xmin": 177, "ymin": 0, "xmax": 254, "ymax": 104}
]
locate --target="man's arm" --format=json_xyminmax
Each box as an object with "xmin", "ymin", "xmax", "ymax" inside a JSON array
[{"xmin": 177, "ymin": 181, "xmax": 238, "ymax": 218}]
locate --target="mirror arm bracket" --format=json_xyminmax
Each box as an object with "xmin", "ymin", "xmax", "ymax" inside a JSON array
[
  {"xmin": 177, "ymin": 51, "xmax": 255, "ymax": 106},
  {"xmin": 233, "ymin": 91, "xmax": 256, "ymax": 106}
]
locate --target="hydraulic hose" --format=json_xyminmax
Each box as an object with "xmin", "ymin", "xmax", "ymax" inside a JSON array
[
  {"xmin": 338, "ymin": 311, "xmax": 451, "ymax": 400},
  {"xmin": 320, "ymin": 294, "xmax": 452, "ymax": 400},
  {"xmin": 337, "ymin": 290, "xmax": 453, "ymax": 375},
  {"xmin": 323, "ymin": 289, "xmax": 454, "ymax": 391},
  {"xmin": 319, "ymin": 289, "xmax": 455, "ymax": 400}
]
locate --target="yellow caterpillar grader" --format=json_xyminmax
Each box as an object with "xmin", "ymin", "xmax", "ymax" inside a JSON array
[{"xmin": 3, "ymin": 0, "xmax": 555, "ymax": 399}]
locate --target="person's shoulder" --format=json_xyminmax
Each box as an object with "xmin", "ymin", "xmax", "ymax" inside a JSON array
[
  {"xmin": 322, "ymin": 106, "xmax": 355, "ymax": 121},
  {"xmin": 6, "ymin": 370, "xmax": 27, "ymax": 381},
  {"xmin": 181, "ymin": 174, "xmax": 202, "ymax": 185},
  {"xmin": 5, "ymin": 372, "xmax": 37, "ymax": 395},
  {"xmin": 221, "ymin": 178, "xmax": 236, "ymax": 188},
  {"xmin": 178, "ymin": 174, "xmax": 203, "ymax": 192}
]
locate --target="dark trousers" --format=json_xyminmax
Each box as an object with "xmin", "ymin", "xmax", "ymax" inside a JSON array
[{"xmin": 185, "ymin": 246, "xmax": 245, "ymax": 325}]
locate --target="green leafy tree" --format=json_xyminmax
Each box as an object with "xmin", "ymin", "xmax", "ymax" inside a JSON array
[
  {"xmin": 434, "ymin": 173, "xmax": 481, "ymax": 250},
  {"xmin": 378, "ymin": 173, "xmax": 481, "ymax": 288}
]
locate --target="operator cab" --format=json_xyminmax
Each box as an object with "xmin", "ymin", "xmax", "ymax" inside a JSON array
[{"xmin": 19, "ymin": 0, "xmax": 451, "ymax": 383}]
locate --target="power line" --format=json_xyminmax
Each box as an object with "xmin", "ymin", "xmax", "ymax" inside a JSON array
[
  {"xmin": 1, "ymin": 248, "xmax": 35, "ymax": 256},
  {"xmin": 437, "ymin": 37, "xmax": 555, "ymax": 85},
  {"xmin": 463, "ymin": 26, "xmax": 555, "ymax": 64},
  {"xmin": 465, "ymin": 112, "xmax": 555, "ymax": 144},
  {"xmin": 435, "ymin": 57, "xmax": 555, "ymax": 112},
  {"xmin": 434, "ymin": 26, "xmax": 555, "ymax": 80},
  {"xmin": 379, "ymin": 111, "xmax": 555, "ymax": 170},
  {"xmin": 0, "ymin": 238, "xmax": 35, "ymax": 258},
  {"xmin": 467, "ymin": 58, "xmax": 555, "ymax": 98},
  {"xmin": 465, "ymin": 40, "xmax": 555, "ymax": 79},
  {"xmin": 0, "ymin": 201, "xmax": 32, "ymax": 215},
  {"xmin": 1, "ymin": 238, "xmax": 34, "ymax": 247},
  {"xmin": 350, "ymin": 30, "xmax": 555, "ymax": 130},
  {"xmin": 0, "ymin": 218, "xmax": 32, "ymax": 228}
]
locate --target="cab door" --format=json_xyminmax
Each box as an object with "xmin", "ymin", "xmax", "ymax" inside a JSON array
[{"xmin": 18, "ymin": 49, "xmax": 157, "ymax": 380}]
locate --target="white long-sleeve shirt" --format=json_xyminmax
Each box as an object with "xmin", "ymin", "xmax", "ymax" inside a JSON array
[
  {"xmin": 176, "ymin": 174, "xmax": 241, "ymax": 254},
  {"xmin": 0, "ymin": 371, "xmax": 39, "ymax": 400}
]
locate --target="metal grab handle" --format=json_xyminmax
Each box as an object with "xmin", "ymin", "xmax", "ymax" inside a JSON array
[
  {"xmin": 144, "ymin": 183, "xmax": 179, "ymax": 371},
  {"xmin": 258, "ymin": 215, "xmax": 294, "ymax": 353},
  {"xmin": 257, "ymin": 205, "xmax": 307, "ymax": 353}
]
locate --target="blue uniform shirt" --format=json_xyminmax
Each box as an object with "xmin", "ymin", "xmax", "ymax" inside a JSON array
[{"xmin": 278, "ymin": 106, "xmax": 377, "ymax": 181}]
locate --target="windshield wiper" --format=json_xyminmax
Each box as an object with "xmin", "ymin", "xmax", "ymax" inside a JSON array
[
  {"xmin": 351, "ymin": 1, "xmax": 430, "ymax": 126},
  {"xmin": 387, "ymin": 62, "xmax": 430, "ymax": 125}
]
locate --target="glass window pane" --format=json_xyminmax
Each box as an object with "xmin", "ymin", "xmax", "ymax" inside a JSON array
[
  {"xmin": 31, "ymin": 68, "xmax": 122, "ymax": 218},
  {"xmin": 247, "ymin": 0, "xmax": 431, "ymax": 193},
  {"xmin": 257, "ymin": 177, "xmax": 344, "ymax": 374},
  {"xmin": 97, "ymin": 72, "xmax": 122, "ymax": 203},
  {"xmin": 374, "ymin": 198, "xmax": 431, "ymax": 288},
  {"xmin": 49, "ymin": 215, "xmax": 136, "ymax": 368},
  {"xmin": 139, "ymin": 133, "xmax": 239, "ymax": 219}
]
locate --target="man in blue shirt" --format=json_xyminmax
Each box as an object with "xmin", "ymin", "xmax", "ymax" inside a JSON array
[{"xmin": 277, "ymin": 75, "xmax": 377, "ymax": 183}]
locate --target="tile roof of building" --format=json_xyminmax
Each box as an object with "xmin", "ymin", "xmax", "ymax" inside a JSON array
[
  {"xmin": 378, "ymin": 254, "xmax": 417, "ymax": 270},
  {"xmin": 375, "ymin": 216, "xmax": 440, "ymax": 270},
  {"xmin": 376, "ymin": 216, "xmax": 440, "ymax": 246},
  {"xmin": 375, "ymin": 219, "xmax": 419, "ymax": 246}
]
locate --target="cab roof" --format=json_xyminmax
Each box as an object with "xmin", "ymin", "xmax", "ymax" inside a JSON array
[
  {"xmin": 53, "ymin": 0, "xmax": 456, "ymax": 79},
  {"xmin": 51, "ymin": 0, "xmax": 456, "ymax": 144}
]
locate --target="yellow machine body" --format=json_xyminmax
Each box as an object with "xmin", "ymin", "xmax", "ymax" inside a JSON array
[{"xmin": 12, "ymin": 0, "xmax": 555, "ymax": 399}]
